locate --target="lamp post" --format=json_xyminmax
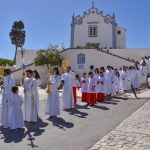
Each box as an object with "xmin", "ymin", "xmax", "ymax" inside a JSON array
[{"xmin": 20, "ymin": 48, "xmax": 26, "ymax": 85}]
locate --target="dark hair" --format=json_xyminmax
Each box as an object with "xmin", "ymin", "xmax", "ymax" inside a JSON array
[
  {"xmin": 90, "ymin": 65, "xmax": 94, "ymax": 70},
  {"xmin": 88, "ymin": 71, "xmax": 93, "ymax": 75},
  {"xmin": 26, "ymin": 69, "xmax": 33, "ymax": 74},
  {"xmin": 12, "ymin": 86, "xmax": 18, "ymax": 94},
  {"xmin": 75, "ymin": 74, "xmax": 80, "ymax": 79},
  {"xmin": 83, "ymin": 72, "xmax": 86, "ymax": 75},
  {"xmin": 95, "ymin": 68, "xmax": 99, "ymax": 74},
  {"xmin": 67, "ymin": 66, "xmax": 71, "ymax": 70},
  {"xmin": 54, "ymin": 67, "xmax": 60, "ymax": 75},
  {"xmin": 33, "ymin": 70, "xmax": 40, "ymax": 79},
  {"xmin": 4, "ymin": 69, "xmax": 11, "ymax": 75},
  {"xmin": 100, "ymin": 67, "xmax": 105, "ymax": 72}
]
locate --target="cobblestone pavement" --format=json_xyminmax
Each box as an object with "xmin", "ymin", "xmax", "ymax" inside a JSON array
[{"xmin": 89, "ymin": 89, "xmax": 150, "ymax": 150}]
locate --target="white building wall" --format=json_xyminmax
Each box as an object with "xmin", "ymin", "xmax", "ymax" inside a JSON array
[
  {"xmin": 12, "ymin": 50, "xmax": 49, "ymax": 88},
  {"xmin": 116, "ymin": 27, "xmax": 126, "ymax": 49},
  {"xmin": 60, "ymin": 49, "xmax": 134, "ymax": 75},
  {"xmin": 74, "ymin": 8, "xmax": 113, "ymax": 49},
  {"xmin": 109, "ymin": 48, "xmax": 150, "ymax": 61}
]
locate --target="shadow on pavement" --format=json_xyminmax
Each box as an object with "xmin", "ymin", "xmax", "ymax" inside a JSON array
[
  {"xmin": 92, "ymin": 105, "xmax": 109, "ymax": 110},
  {"xmin": 0, "ymin": 117, "xmax": 48, "ymax": 149},
  {"xmin": 47, "ymin": 117, "xmax": 74, "ymax": 130},
  {"xmin": 0, "ymin": 128, "xmax": 25, "ymax": 143}
]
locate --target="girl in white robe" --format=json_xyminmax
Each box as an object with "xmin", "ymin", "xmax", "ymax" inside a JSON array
[
  {"xmin": 10, "ymin": 86, "xmax": 24, "ymax": 131},
  {"xmin": 45, "ymin": 67, "xmax": 61, "ymax": 118}
]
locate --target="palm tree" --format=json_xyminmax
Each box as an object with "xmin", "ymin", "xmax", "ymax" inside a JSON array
[
  {"xmin": 34, "ymin": 45, "xmax": 63, "ymax": 71},
  {"xmin": 9, "ymin": 20, "xmax": 25, "ymax": 63}
]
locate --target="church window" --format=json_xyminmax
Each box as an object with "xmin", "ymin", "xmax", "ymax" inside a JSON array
[
  {"xmin": 117, "ymin": 30, "xmax": 121, "ymax": 35},
  {"xmin": 89, "ymin": 25, "xmax": 97, "ymax": 37}
]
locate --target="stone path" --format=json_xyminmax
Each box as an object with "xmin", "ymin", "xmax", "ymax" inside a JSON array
[{"xmin": 89, "ymin": 89, "xmax": 150, "ymax": 150}]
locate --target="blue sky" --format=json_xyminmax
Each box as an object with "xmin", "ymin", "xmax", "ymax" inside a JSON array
[{"xmin": 0, "ymin": 0, "xmax": 150, "ymax": 59}]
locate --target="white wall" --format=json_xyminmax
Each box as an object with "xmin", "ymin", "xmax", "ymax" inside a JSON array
[
  {"xmin": 109, "ymin": 48, "xmax": 150, "ymax": 61},
  {"xmin": 116, "ymin": 26, "xmax": 126, "ymax": 49},
  {"xmin": 60, "ymin": 49, "xmax": 134, "ymax": 75},
  {"xmin": 13, "ymin": 50, "xmax": 49, "ymax": 88}
]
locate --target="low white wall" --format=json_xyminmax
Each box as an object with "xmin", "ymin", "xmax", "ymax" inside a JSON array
[{"xmin": 60, "ymin": 49, "xmax": 134, "ymax": 75}]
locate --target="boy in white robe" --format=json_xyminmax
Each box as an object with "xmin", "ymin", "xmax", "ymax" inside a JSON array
[
  {"xmin": 1, "ymin": 69, "xmax": 15, "ymax": 128},
  {"xmin": 61, "ymin": 66, "xmax": 75, "ymax": 110},
  {"xmin": 24, "ymin": 70, "xmax": 39, "ymax": 123},
  {"xmin": 87, "ymin": 72, "xmax": 97, "ymax": 106},
  {"xmin": 45, "ymin": 67, "xmax": 61, "ymax": 118},
  {"xmin": 10, "ymin": 86, "xmax": 24, "ymax": 131}
]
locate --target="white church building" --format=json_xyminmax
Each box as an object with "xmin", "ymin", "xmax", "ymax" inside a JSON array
[
  {"xmin": 13, "ymin": 5, "xmax": 150, "ymax": 87},
  {"xmin": 70, "ymin": 5, "xmax": 126, "ymax": 49}
]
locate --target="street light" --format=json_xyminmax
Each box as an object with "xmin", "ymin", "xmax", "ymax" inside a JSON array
[{"xmin": 20, "ymin": 48, "xmax": 26, "ymax": 85}]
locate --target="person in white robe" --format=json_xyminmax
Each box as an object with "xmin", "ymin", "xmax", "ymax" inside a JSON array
[
  {"xmin": 80, "ymin": 73, "xmax": 88, "ymax": 102},
  {"xmin": 1, "ymin": 69, "xmax": 15, "ymax": 128},
  {"xmin": 100, "ymin": 67, "xmax": 107, "ymax": 95},
  {"xmin": 120, "ymin": 67, "xmax": 128, "ymax": 92},
  {"xmin": 23, "ymin": 70, "xmax": 39, "ymax": 123},
  {"xmin": 133, "ymin": 67, "xmax": 141, "ymax": 89},
  {"xmin": 105, "ymin": 66, "xmax": 115, "ymax": 96},
  {"xmin": 33, "ymin": 70, "xmax": 41, "ymax": 87},
  {"xmin": 9, "ymin": 86, "xmax": 24, "ymax": 130},
  {"xmin": 45, "ymin": 67, "xmax": 61, "ymax": 118},
  {"xmin": 126, "ymin": 67, "xmax": 132, "ymax": 91},
  {"xmin": 72, "ymin": 74, "xmax": 80, "ymax": 105},
  {"xmin": 61, "ymin": 66, "xmax": 75, "ymax": 110}
]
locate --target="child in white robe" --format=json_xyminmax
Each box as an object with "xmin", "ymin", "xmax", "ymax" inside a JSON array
[
  {"xmin": 10, "ymin": 86, "xmax": 24, "ymax": 131},
  {"xmin": 72, "ymin": 74, "xmax": 80, "ymax": 105},
  {"xmin": 45, "ymin": 67, "xmax": 61, "ymax": 118},
  {"xmin": 80, "ymin": 73, "xmax": 88, "ymax": 102}
]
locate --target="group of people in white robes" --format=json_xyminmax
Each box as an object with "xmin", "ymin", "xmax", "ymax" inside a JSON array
[
  {"xmin": 0, "ymin": 69, "xmax": 40, "ymax": 131},
  {"xmin": 1, "ymin": 57, "xmax": 149, "ymax": 130}
]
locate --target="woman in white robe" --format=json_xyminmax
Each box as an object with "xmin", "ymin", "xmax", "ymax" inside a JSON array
[
  {"xmin": 1, "ymin": 69, "xmax": 15, "ymax": 128},
  {"xmin": 45, "ymin": 67, "xmax": 61, "ymax": 118},
  {"xmin": 10, "ymin": 86, "xmax": 24, "ymax": 130}
]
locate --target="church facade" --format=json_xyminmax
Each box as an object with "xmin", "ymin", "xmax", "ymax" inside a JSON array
[{"xmin": 70, "ymin": 5, "xmax": 126, "ymax": 49}]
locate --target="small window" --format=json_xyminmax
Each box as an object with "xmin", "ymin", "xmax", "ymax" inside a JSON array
[
  {"xmin": 117, "ymin": 30, "xmax": 121, "ymax": 35},
  {"xmin": 89, "ymin": 25, "xmax": 97, "ymax": 37}
]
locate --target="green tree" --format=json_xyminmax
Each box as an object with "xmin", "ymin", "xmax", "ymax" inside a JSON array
[
  {"xmin": 9, "ymin": 20, "xmax": 26, "ymax": 63},
  {"xmin": 34, "ymin": 45, "xmax": 63, "ymax": 71},
  {"xmin": 0, "ymin": 58, "xmax": 14, "ymax": 66}
]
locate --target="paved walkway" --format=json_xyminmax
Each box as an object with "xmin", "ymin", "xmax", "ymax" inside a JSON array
[{"xmin": 89, "ymin": 89, "xmax": 150, "ymax": 150}]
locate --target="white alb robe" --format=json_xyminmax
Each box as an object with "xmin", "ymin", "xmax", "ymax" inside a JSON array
[
  {"xmin": 23, "ymin": 77, "xmax": 39, "ymax": 122},
  {"xmin": 80, "ymin": 77, "xmax": 88, "ymax": 93},
  {"xmin": 105, "ymin": 70, "xmax": 114, "ymax": 94},
  {"xmin": 45, "ymin": 75, "xmax": 61, "ymax": 116},
  {"xmin": 61, "ymin": 71, "xmax": 75, "ymax": 109},
  {"xmin": 9, "ymin": 94, "xmax": 24, "ymax": 130},
  {"xmin": 1, "ymin": 75, "xmax": 15, "ymax": 127},
  {"xmin": 120, "ymin": 71, "xmax": 128, "ymax": 91}
]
